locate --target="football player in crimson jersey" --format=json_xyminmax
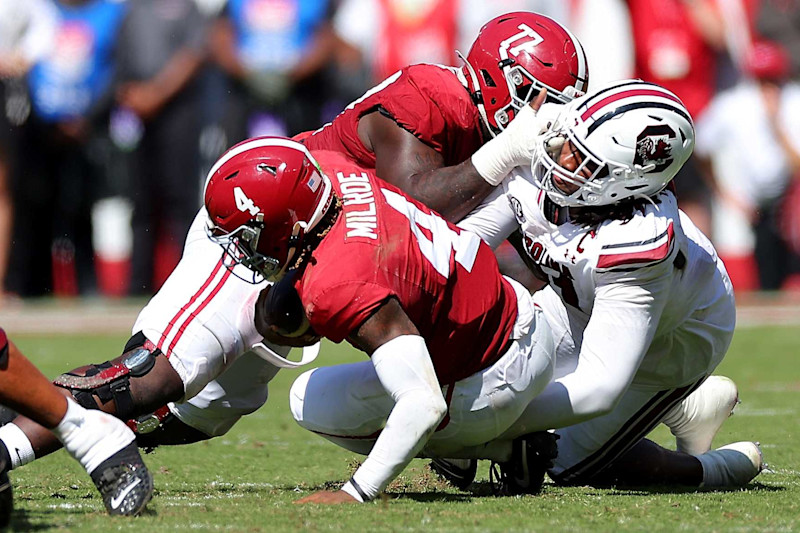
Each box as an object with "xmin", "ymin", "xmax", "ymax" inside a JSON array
[
  {"xmin": 455, "ymin": 80, "xmax": 763, "ymax": 488},
  {"xmin": 299, "ymin": 11, "xmax": 588, "ymax": 222},
  {"xmin": 0, "ymin": 329, "xmax": 153, "ymax": 521},
  {"xmin": 0, "ymin": 11, "xmax": 586, "ymax": 482},
  {"xmin": 203, "ymin": 137, "xmax": 556, "ymax": 503}
]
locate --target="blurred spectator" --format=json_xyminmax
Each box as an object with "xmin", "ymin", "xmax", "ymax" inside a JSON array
[
  {"xmin": 756, "ymin": 0, "xmax": 800, "ymax": 77},
  {"xmin": 457, "ymin": 0, "xmax": 567, "ymax": 53},
  {"xmin": 628, "ymin": 0, "xmax": 728, "ymax": 237},
  {"xmin": 209, "ymin": 0, "xmax": 337, "ymax": 141},
  {"xmin": 7, "ymin": 0, "xmax": 127, "ymax": 297},
  {"xmin": 695, "ymin": 40, "xmax": 800, "ymax": 291},
  {"xmin": 570, "ymin": 0, "xmax": 634, "ymax": 87},
  {"xmin": 333, "ymin": 0, "xmax": 459, "ymax": 85},
  {"xmin": 0, "ymin": 0, "xmax": 57, "ymax": 302},
  {"xmin": 334, "ymin": 0, "xmax": 567, "ymax": 87},
  {"xmin": 113, "ymin": 0, "xmax": 207, "ymax": 295}
]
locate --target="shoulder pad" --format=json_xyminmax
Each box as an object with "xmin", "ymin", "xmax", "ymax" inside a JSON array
[{"xmin": 596, "ymin": 220, "xmax": 676, "ymax": 272}]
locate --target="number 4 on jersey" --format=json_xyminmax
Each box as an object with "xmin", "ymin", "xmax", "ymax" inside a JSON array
[{"xmin": 382, "ymin": 188, "xmax": 480, "ymax": 278}]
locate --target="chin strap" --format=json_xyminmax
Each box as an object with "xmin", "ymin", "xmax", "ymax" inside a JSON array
[{"xmin": 251, "ymin": 341, "xmax": 320, "ymax": 369}]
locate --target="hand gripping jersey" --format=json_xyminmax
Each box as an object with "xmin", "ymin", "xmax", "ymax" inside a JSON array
[
  {"xmin": 500, "ymin": 170, "xmax": 735, "ymax": 389},
  {"xmin": 295, "ymin": 150, "xmax": 517, "ymax": 385},
  {"xmin": 300, "ymin": 64, "xmax": 485, "ymax": 169}
]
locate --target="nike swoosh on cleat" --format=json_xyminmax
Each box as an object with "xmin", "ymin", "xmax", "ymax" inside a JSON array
[{"xmin": 110, "ymin": 477, "xmax": 142, "ymax": 510}]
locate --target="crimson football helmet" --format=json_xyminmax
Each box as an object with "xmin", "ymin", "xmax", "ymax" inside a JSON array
[
  {"xmin": 203, "ymin": 137, "xmax": 333, "ymax": 282},
  {"xmin": 459, "ymin": 12, "xmax": 589, "ymax": 135},
  {"xmin": 532, "ymin": 80, "xmax": 695, "ymax": 207}
]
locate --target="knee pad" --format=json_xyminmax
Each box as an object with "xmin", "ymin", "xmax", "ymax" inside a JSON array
[{"xmin": 53, "ymin": 332, "xmax": 161, "ymax": 420}]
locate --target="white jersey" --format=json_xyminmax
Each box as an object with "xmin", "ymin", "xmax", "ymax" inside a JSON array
[
  {"xmin": 132, "ymin": 209, "xmax": 289, "ymax": 436},
  {"xmin": 461, "ymin": 167, "xmax": 735, "ymax": 395}
]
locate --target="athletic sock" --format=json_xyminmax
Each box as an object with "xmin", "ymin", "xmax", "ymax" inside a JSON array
[{"xmin": 0, "ymin": 424, "xmax": 36, "ymax": 470}]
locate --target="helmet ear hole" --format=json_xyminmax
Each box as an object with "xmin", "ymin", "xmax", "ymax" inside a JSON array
[{"xmin": 481, "ymin": 69, "xmax": 496, "ymax": 87}]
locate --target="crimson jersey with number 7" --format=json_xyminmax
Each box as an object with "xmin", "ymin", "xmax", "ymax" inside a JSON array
[{"xmin": 294, "ymin": 150, "xmax": 517, "ymax": 385}]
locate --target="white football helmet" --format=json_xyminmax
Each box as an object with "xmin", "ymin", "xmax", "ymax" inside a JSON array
[{"xmin": 532, "ymin": 79, "xmax": 695, "ymax": 207}]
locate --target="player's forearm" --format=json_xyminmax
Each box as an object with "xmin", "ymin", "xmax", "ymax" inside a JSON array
[
  {"xmin": 408, "ymin": 160, "xmax": 493, "ymax": 222},
  {"xmin": 522, "ymin": 373, "xmax": 626, "ymax": 430},
  {"xmin": 345, "ymin": 389, "xmax": 445, "ymax": 500},
  {"xmin": 343, "ymin": 335, "xmax": 446, "ymax": 501},
  {"xmin": 402, "ymin": 103, "xmax": 550, "ymax": 222},
  {"xmin": 516, "ymin": 314, "xmax": 654, "ymax": 430}
]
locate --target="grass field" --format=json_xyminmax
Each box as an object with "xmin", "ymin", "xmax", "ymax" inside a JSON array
[{"xmin": 5, "ymin": 323, "xmax": 800, "ymax": 532}]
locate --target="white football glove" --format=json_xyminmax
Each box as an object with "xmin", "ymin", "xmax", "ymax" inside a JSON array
[{"xmin": 472, "ymin": 102, "xmax": 561, "ymax": 186}]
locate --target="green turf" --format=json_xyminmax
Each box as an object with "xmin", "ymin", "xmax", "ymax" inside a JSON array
[{"xmin": 5, "ymin": 325, "xmax": 799, "ymax": 532}]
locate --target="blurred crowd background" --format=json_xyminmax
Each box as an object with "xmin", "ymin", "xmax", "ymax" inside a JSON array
[{"xmin": 1, "ymin": 0, "xmax": 800, "ymax": 303}]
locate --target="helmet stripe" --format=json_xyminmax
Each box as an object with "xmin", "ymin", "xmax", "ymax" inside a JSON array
[
  {"xmin": 561, "ymin": 24, "xmax": 588, "ymax": 89},
  {"xmin": 586, "ymin": 101, "xmax": 692, "ymax": 135},
  {"xmin": 203, "ymin": 137, "xmax": 314, "ymax": 196},
  {"xmin": 580, "ymin": 88, "xmax": 683, "ymax": 121}
]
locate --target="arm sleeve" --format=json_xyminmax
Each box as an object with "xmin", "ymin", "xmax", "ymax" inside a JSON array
[
  {"xmin": 348, "ymin": 335, "xmax": 447, "ymax": 500},
  {"xmin": 520, "ymin": 268, "xmax": 672, "ymax": 430},
  {"xmin": 457, "ymin": 185, "xmax": 518, "ymax": 249}
]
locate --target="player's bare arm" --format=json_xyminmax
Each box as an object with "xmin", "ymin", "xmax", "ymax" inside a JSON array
[
  {"xmin": 358, "ymin": 110, "xmax": 489, "ymax": 222},
  {"xmin": 359, "ymin": 90, "xmax": 548, "ymax": 223}
]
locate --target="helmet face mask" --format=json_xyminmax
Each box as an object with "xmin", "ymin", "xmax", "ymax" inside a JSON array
[
  {"xmin": 495, "ymin": 64, "xmax": 584, "ymax": 128},
  {"xmin": 534, "ymin": 128, "xmax": 637, "ymax": 208},
  {"xmin": 532, "ymin": 80, "xmax": 695, "ymax": 208},
  {"xmin": 205, "ymin": 217, "xmax": 285, "ymax": 283},
  {"xmin": 461, "ymin": 12, "xmax": 589, "ymax": 135},
  {"xmin": 203, "ymin": 137, "xmax": 332, "ymax": 284}
]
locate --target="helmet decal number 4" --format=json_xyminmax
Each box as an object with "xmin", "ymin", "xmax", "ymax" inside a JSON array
[
  {"xmin": 499, "ymin": 24, "xmax": 543, "ymax": 59},
  {"xmin": 234, "ymin": 186, "xmax": 261, "ymax": 216}
]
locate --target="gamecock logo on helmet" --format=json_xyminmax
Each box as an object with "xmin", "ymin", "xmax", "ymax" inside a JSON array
[{"xmin": 635, "ymin": 124, "xmax": 675, "ymax": 172}]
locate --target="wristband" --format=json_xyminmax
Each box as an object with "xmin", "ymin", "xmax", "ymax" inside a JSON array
[{"xmin": 341, "ymin": 478, "xmax": 368, "ymax": 502}]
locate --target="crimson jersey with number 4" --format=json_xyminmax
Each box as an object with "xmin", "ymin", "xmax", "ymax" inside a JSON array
[
  {"xmin": 299, "ymin": 64, "xmax": 485, "ymax": 169},
  {"xmin": 295, "ymin": 150, "xmax": 517, "ymax": 385}
]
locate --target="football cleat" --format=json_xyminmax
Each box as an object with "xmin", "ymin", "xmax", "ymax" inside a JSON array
[
  {"xmin": 57, "ymin": 406, "xmax": 153, "ymax": 516},
  {"xmin": 490, "ymin": 431, "xmax": 559, "ymax": 496},
  {"xmin": 662, "ymin": 376, "xmax": 739, "ymax": 456},
  {"xmin": 429, "ymin": 458, "xmax": 477, "ymax": 490},
  {"xmin": 0, "ymin": 458, "xmax": 11, "ymax": 529},
  {"xmin": 697, "ymin": 441, "xmax": 764, "ymax": 488},
  {"xmin": 89, "ymin": 442, "xmax": 153, "ymax": 516}
]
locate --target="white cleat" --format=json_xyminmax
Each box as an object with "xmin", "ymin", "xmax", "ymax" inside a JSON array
[
  {"xmin": 662, "ymin": 376, "xmax": 739, "ymax": 456},
  {"xmin": 697, "ymin": 441, "xmax": 764, "ymax": 488}
]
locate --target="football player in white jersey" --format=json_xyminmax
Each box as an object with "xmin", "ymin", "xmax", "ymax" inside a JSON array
[{"xmin": 453, "ymin": 79, "xmax": 763, "ymax": 488}]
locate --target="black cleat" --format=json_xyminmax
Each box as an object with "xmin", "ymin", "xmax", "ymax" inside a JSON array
[
  {"xmin": 89, "ymin": 442, "xmax": 153, "ymax": 516},
  {"xmin": 0, "ymin": 469, "xmax": 11, "ymax": 529},
  {"xmin": 429, "ymin": 458, "xmax": 477, "ymax": 490},
  {"xmin": 490, "ymin": 431, "xmax": 559, "ymax": 496}
]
